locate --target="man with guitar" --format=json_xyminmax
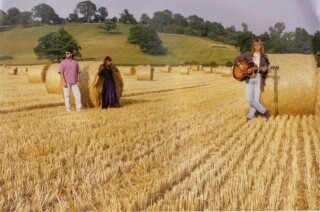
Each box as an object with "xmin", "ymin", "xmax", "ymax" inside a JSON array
[{"xmin": 233, "ymin": 38, "xmax": 270, "ymax": 121}]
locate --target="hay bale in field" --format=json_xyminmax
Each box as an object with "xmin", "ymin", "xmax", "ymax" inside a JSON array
[
  {"xmin": 118, "ymin": 66, "xmax": 136, "ymax": 76},
  {"xmin": 27, "ymin": 64, "xmax": 50, "ymax": 83},
  {"xmin": 136, "ymin": 65, "xmax": 154, "ymax": 81},
  {"xmin": 179, "ymin": 66, "xmax": 190, "ymax": 75},
  {"xmin": 171, "ymin": 66, "xmax": 180, "ymax": 73},
  {"xmin": 316, "ymin": 68, "xmax": 320, "ymax": 123},
  {"xmin": 15, "ymin": 66, "xmax": 28, "ymax": 75},
  {"xmin": 46, "ymin": 62, "xmax": 123, "ymax": 107},
  {"xmin": 7, "ymin": 67, "xmax": 18, "ymax": 75},
  {"xmin": 161, "ymin": 65, "xmax": 172, "ymax": 73},
  {"xmin": 214, "ymin": 66, "xmax": 232, "ymax": 77},
  {"xmin": 261, "ymin": 54, "xmax": 317, "ymax": 115},
  {"xmin": 191, "ymin": 65, "xmax": 199, "ymax": 71},
  {"xmin": 0, "ymin": 66, "xmax": 6, "ymax": 74},
  {"xmin": 46, "ymin": 63, "xmax": 63, "ymax": 94},
  {"xmin": 204, "ymin": 66, "xmax": 213, "ymax": 73},
  {"xmin": 46, "ymin": 61, "xmax": 96, "ymax": 94}
]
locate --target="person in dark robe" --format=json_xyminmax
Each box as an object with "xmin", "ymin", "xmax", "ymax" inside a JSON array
[{"xmin": 93, "ymin": 56, "xmax": 123, "ymax": 109}]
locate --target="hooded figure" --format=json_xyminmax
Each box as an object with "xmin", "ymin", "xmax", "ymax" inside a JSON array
[{"xmin": 92, "ymin": 56, "xmax": 123, "ymax": 108}]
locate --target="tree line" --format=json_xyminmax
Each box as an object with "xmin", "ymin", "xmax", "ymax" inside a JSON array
[
  {"xmin": 1, "ymin": 1, "xmax": 320, "ymax": 64},
  {"xmin": 0, "ymin": 1, "xmax": 109, "ymax": 26}
]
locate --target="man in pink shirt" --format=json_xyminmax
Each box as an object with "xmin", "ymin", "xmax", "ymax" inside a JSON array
[{"xmin": 59, "ymin": 49, "xmax": 82, "ymax": 112}]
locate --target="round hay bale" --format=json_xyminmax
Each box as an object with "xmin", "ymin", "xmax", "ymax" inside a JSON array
[
  {"xmin": 316, "ymin": 68, "xmax": 320, "ymax": 123},
  {"xmin": 46, "ymin": 62, "xmax": 96, "ymax": 95},
  {"xmin": 179, "ymin": 66, "xmax": 190, "ymax": 75},
  {"xmin": 0, "ymin": 66, "xmax": 4, "ymax": 74},
  {"xmin": 27, "ymin": 64, "xmax": 50, "ymax": 83},
  {"xmin": 46, "ymin": 61, "xmax": 123, "ymax": 108},
  {"xmin": 118, "ymin": 66, "xmax": 136, "ymax": 76},
  {"xmin": 214, "ymin": 66, "xmax": 232, "ymax": 77},
  {"xmin": 171, "ymin": 66, "xmax": 180, "ymax": 73},
  {"xmin": 15, "ymin": 66, "xmax": 28, "ymax": 75},
  {"xmin": 191, "ymin": 65, "xmax": 199, "ymax": 71},
  {"xmin": 7, "ymin": 67, "xmax": 18, "ymax": 75},
  {"xmin": 261, "ymin": 54, "xmax": 317, "ymax": 115},
  {"xmin": 136, "ymin": 65, "xmax": 154, "ymax": 81},
  {"xmin": 161, "ymin": 65, "xmax": 172, "ymax": 73},
  {"xmin": 204, "ymin": 66, "xmax": 213, "ymax": 73},
  {"xmin": 83, "ymin": 62, "xmax": 123, "ymax": 107},
  {"xmin": 46, "ymin": 63, "xmax": 63, "ymax": 94}
]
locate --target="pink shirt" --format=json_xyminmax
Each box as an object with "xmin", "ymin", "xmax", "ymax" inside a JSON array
[{"xmin": 59, "ymin": 59, "xmax": 80, "ymax": 83}]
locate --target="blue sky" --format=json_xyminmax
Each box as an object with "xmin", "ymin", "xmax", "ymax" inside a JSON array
[{"xmin": 0, "ymin": 0, "xmax": 319, "ymax": 34}]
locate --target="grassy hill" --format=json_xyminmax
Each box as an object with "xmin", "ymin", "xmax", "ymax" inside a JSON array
[{"xmin": 0, "ymin": 23, "xmax": 240, "ymax": 66}]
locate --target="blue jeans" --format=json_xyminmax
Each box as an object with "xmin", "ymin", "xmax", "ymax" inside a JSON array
[
  {"xmin": 246, "ymin": 74, "xmax": 267, "ymax": 119},
  {"xmin": 63, "ymin": 83, "xmax": 82, "ymax": 111}
]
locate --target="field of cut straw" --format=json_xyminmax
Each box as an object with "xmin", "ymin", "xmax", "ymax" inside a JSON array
[{"xmin": 0, "ymin": 54, "xmax": 319, "ymax": 211}]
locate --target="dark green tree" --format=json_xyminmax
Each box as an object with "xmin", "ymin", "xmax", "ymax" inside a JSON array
[
  {"xmin": 172, "ymin": 14, "xmax": 188, "ymax": 27},
  {"xmin": 0, "ymin": 10, "xmax": 6, "ymax": 26},
  {"xmin": 259, "ymin": 32, "xmax": 272, "ymax": 51},
  {"xmin": 205, "ymin": 21, "xmax": 225, "ymax": 39},
  {"xmin": 139, "ymin": 13, "xmax": 151, "ymax": 25},
  {"xmin": 268, "ymin": 22, "xmax": 286, "ymax": 52},
  {"xmin": 312, "ymin": 31, "xmax": 320, "ymax": 67},
  {"xmin": 150, "ymin": 10, "xmax": 173, "ymax": 31},
  {"xmin": 102, "ymin": 19, "xmax": 117, "ymax": 32},
  {"xmin": 119, "ymin": 9, "xmax": 137, "ymax": 24},
  {"xmin": 6, "ymin": 7, "xmax": 21, "ymax": 25},
  {"xmin": 75, "ymin": 0, "xmax": 97, "ymax": 22},
  {"xmin": 242, "ymin": 23, "xmax": 249, "ymax": 32},
  {"xmin": 34, "ymin": 28, "xmax": 82, "ymax": 62},
  {"xmin": 223, "ymin": 25, "xmax": 238, "ymax": 45},
  {"xmin": 20, "ymin": 11, "xmax": 33, "ymax": 27},
  {"xmin": 128, "ymin": 25, "xmax": 166, "ymax": 55},
  {"xmin": 293, "ymin": 28, "xmax": 312, "ymax": 53},
  {"xmin": 186, "ymin": 15, "xmax": 205, "ymax": 36},
  {"xmin": 68, "ymin": 11, "xmax": 79, "ymax": 23},
  {"xmin": 97, "ymin": 7, "xmax": 108, "ymax": 22},
  {"xmin": 312, "ymin": 31, "xmax": 320, "ymax": 54},
  {"xmin": 140, "ymin": 28, "xmax": 166, "ymax": 55},
  {"xmin": 128, "ymin": 25, "xmax": 147, "ymax": 44},
  {"xmin": 236, "ymin": 31, "xmax": 255, "ymax": 53},
  {"xmin": 32, "ymin": 4, "xmax": 59, "ymax": 24}
]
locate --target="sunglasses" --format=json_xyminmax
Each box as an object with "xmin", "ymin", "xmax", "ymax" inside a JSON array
[{"xmin": 65, "ymin": 52, "xmax": 71, "ymax": 55}]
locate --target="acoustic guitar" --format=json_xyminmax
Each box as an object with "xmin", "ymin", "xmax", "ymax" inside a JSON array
[{"xmin": 232, "ymin": 60, "xmax": 258, "ymax": 81}]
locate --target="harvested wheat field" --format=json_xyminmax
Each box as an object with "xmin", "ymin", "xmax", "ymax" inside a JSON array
[{"xmin": 0, "ymin": 54, "xmax": 319, "ymax": 211}]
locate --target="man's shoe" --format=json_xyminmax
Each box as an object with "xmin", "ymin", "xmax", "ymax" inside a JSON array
[{"xmin": 263, "ymin": 110, "xmax": 270, "ymax": 120}]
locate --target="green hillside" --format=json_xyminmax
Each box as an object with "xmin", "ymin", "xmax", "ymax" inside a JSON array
[{"xmin": 0, "ymin": 23, "xmax": 240, "ymax": 65}]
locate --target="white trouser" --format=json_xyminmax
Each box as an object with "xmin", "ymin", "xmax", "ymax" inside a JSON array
[
  {"xmin": 246, "ymin": 74, "xmax": 267, "ymax": 119},
  {"xmin": 63, "ymin": 83, "xmax": 82, "ymax": 110}
]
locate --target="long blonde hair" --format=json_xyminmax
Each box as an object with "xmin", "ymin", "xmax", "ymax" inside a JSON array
[{"xmin": 250, "ymin": 38, "xmax": 265, "ymax": 56}]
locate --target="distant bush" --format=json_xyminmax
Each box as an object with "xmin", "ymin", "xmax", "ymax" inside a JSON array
[
  {"xmin": 202, "ymin": 61, "xmax": 218, "ymax": 67},
  {"xmin": 33, "ymin": 28, "xmax": 81, "ymax": 62},
  {"xmin": 128, "ymin": 25, "xmax": 166, "ymax": 55},
  {"xmin": 184, "ymin": 61, "xmax": 198, "ymax": 65},
  {"xmin": 225, "ymin": 61, "xmax": 233, "ymax": 67},
  {"xmin": 0, "ymin": 55, "xmax": 13, "ymax": 61},
  {"xmin": 100, "ymin": 19, "xmax": 118, "ymax": 33}
]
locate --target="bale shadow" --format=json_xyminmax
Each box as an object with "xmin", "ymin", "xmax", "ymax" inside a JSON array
[{"xmin": 0, "ymin": 102, "xmax": 64, "ymax": 114}]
